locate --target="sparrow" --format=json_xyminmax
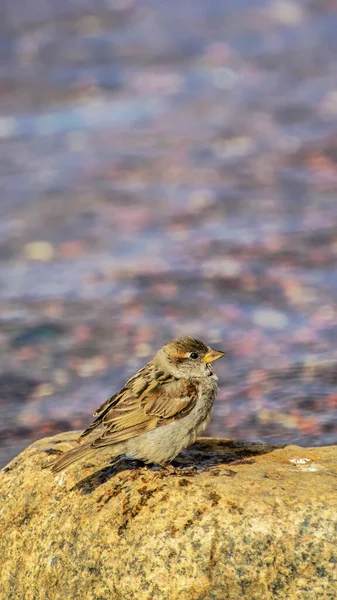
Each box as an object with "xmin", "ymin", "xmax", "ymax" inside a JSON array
[{"xmin": 50, "ymin": 337, "xmax": 225, "ymax": 473}]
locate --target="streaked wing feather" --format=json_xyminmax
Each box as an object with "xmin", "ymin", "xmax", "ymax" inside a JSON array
[
  {"xmin": 92, "ymin": 365, "xmax": 150, "ymax": 417},
  {"xmin": 142, "ymin": 380, "xmax": 198, "ymax": 418},
  {"xmin": 84, "ymin": 368, "xmax": 199, "ymax": 449},
  {"xmin": 93, "ymin": 392, "xmax": 121, "ymax": 417},
  {"xmin": 91, "ymin": 418, "xmax": 158, "ymax": 448},
  {"xmin": 80, "ymin": 365, "xmax": 152, "ymax": 439}
]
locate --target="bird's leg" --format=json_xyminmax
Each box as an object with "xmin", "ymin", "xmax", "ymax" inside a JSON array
[
  {"xmin": 156, "ymin": 462, "xmax": 197, "ymax": 476},
  {"xmin": 158, "ymin": 463, "xmax": 176, "ymax": 474},
  {"xmin": 145, "ymin": 463, "xmax": 178, "ymax": 480}
]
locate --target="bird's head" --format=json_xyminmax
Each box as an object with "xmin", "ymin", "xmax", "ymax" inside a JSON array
[{"xmin": 156, "ymin": 337, "xmax": 225, "ymax": 379}]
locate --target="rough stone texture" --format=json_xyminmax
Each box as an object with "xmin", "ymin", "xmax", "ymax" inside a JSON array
[{"xmin": 1, "ymin": 433, "xmax": 337, "ymax": 600}]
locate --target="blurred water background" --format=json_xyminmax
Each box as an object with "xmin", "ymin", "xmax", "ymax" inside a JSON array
[{"xmin": 1, "ymin": 0, "xmax": 337, "ymax": 467}]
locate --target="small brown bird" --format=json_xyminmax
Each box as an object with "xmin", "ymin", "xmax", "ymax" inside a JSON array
[{"xmin": 51, "ymin": 337, "xmax": 225, "ymax": 473}]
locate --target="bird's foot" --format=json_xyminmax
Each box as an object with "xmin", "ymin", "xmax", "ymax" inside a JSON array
[{"xmin": 157, "ymin": 463, "xmax": 197, "ymax": 477}]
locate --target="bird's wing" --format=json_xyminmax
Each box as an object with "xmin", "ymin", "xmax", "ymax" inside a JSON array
[
  {"xmin": 80, "ymin": 366, "xmax": 199, "ymax": 449},
  {"xmin": 92, "ymin": 365, "xmax": 150, "ymax": 418},
  {"xmin": 79, "ymin": 365, "xmax": 152, "ymax": 439}
]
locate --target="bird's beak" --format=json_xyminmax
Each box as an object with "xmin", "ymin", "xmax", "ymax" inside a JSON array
[{"xmin": 202, "ymin": 349, "xmax": 226, "ymax": 363}]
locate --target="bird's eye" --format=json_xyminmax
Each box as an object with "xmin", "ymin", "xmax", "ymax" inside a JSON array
[{"xmin": 189, "ymin": 352, "xmax": 199, "ymax": 359}]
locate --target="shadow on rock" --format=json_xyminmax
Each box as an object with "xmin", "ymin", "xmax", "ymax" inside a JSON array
[{"xmin": 72, "ymin": 438, "xmax": 281, "ymax": 494}]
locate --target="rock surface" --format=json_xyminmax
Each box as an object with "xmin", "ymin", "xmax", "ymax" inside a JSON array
[{"xmin": 1, "ymin": 433, "xmax": 337, "ymax": 600}]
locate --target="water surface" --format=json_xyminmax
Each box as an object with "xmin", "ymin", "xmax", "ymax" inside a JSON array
[{"xmin": 1, "ymin": 0, "xmax": 337, "ymax": 466}]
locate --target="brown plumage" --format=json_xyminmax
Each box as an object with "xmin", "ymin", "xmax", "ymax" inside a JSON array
[{"xmin": 50, "ymin": 337, "xmax": 225, "ymax": 473}]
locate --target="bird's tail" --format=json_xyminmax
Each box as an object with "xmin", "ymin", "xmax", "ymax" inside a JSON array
[{"xmin": 50, "ymin": 442, "xmax": 96, "ymax": 473}]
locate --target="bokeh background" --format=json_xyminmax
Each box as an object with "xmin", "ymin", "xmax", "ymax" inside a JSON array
[{"xmin": 1, "ymin": 0, "xmax": 337, "ymax": 467}]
